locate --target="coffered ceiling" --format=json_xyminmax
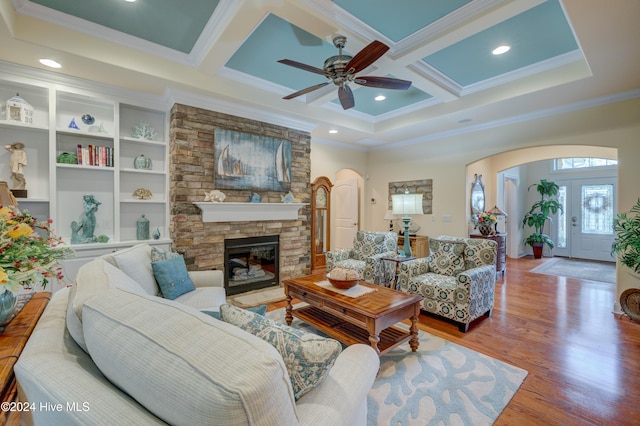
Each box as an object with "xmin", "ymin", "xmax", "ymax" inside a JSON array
[{"xmin": 1, "ymin": 0, "xmax": 638, "ymax": 149}]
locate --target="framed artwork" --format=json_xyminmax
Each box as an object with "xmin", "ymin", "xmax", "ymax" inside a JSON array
[
  {"xmin": 388, "ymin": 179, "xmax": 433, "ymax": 214},
  {"xmin": 214, "ymin": 129, "xmax": 292, "ymax": 191}
]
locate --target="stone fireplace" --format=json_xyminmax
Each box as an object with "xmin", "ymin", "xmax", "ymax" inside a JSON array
[{"xmin": 169, "ymin": 104, "xmax": 312, "ymax": 289}]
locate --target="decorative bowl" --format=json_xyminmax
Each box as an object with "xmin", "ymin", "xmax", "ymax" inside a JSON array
[{"xmin": 326, "ymin": 273, "xmax": 359, "ymax": 289}]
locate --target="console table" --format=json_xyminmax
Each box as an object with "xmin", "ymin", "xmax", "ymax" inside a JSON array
[
  {"xmin": 397, "ymin": 235, "xmax": 429, "ymax": 258},
  {"xmin": 0, "ymin": 292, "xmax": 51, "ymax": 426},
  {"xmin": 470, "ymin": 233, "xmax": 507, "ymax": 277}
]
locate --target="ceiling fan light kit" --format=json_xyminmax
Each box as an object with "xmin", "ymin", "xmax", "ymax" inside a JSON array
[{"xmin": 278, "ymin": 35, "xmax": 412, "ymax": 110}]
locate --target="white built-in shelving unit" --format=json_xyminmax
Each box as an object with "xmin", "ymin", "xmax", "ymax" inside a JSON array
[{"xmin": 0, "ymin": 63, "xmax": 171, "ymax": 284}]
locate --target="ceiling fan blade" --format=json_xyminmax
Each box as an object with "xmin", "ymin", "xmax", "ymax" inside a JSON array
[
  {"xmin": 338, "ymin": 85, "xmax": 355, "ymax": 110},
  {"xmin": 277, "ymin": 59, "xmax": 328, "ymax": 76},
  {"xmin": 345, "ymin": 40, "xmax": 389, "ymax": 74},
  {"xmin": 283, "ymin": 82, "xmax": 330, "ymax": 100},
  {"xmin": 354, "ymin": 76, "xmax": 412, "ymax": 90}
]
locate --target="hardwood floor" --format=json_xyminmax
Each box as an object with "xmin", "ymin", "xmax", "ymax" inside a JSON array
[{"xmin": 270, "ymin": 256, "xmax": 640, "ymax": 425}]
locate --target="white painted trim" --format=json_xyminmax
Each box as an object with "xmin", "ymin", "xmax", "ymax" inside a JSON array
[
  {"xmin": 194, "ymin": 202, "xmax": 307, "ymax": 222},
  {"xmin": 166, "ymin": 88, "xmax": 316, "ymax": 133}
]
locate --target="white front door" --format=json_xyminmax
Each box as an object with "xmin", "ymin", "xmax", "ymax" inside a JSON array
[
  {"xmin": 333, "ymin": 179, "xmax": 358, "ymax": 249},
  {"xmin": 554, "ymin": 178, "xmax": 616, "ymax": 261}
]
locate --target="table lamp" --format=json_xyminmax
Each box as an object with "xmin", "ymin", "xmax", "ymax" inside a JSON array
[
  {"xmin": 488, "ymin": 205, "xmax": 507, "ymax": 233},
  {"xmin": 392, "ymin": 190, "xmax": 423, "ymax": 257},
  {"xmin": 383, "ymin": 209, "xmax": 398, "ymax": 232}
]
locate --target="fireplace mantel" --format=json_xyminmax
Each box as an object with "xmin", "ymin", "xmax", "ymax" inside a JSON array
[{"xmin": 194, "ymin": 202, "xmax": 307, "ymax": 222}]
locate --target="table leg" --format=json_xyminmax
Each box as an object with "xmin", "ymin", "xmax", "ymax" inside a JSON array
[
  {"xmin": 409, "ymin": 313, "xmax": 420, "ymax": 352},
  {"xmin": 285, "ymin": 294, "xmax": 293, "ymax": 326},
  {"xmin": 368, "ymin": 333, "xmax": 381, "ymax": 355}
]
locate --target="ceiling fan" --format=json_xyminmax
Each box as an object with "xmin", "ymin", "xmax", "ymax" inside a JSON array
[{"xmin": 278, "ymin": 35, "xmax": 412, "ymax": 110}]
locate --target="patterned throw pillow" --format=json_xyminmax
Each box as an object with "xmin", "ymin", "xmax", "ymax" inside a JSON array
[
  {"xmin": 151, "ymin": 255, "xmax": 195, "ymax": 300},
  {"xmin": 428, "ymin": 239, "xmax": 466, "ymax": 276},
  {"xmin": 151, "ymin": 246, "xmax": 180, "ymax": 262},
  {"xmin": 202, "ymin": 304, "xmax": 266, "ymax": 320},
  {"xmin": 219, "ymin": 304, "xmax": 342, "ymax": 400}
]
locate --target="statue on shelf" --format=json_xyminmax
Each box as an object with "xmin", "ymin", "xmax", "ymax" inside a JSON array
[
  {"xmin": 4, "ymin": 142, "xmax": 27, "ymax": 192},
  {"xmin": 71, "ymin": 194, "xmax": 102, "ymax": 244}
]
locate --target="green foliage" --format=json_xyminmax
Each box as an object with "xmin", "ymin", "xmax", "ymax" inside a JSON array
[
  {"xmin": 522, "ymin": 179, "xmax": 563, "ymax": 250},
  {"xmin": 611, "ymin": 198, "xmax": 640, "ymax": 273}
]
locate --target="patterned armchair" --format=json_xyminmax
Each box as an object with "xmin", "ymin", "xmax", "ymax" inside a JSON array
[
  {"xmin": 326, "ymin": 231, "xmax": 398, "ymax": 285},
  {"xmin": 397, "ymin": 236, "xmax": 497, "ymax": 332}
]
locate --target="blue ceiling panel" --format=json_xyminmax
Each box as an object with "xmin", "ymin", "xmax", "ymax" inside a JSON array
[
  {"xmin": 333, "ymin": 0, "xmax": 472, "ymax": 42},
  {"xmin": 31, "ymin": 0, "xmax": 219, "ymax": 53},
  {"xmin": 422, "ymin": 0, "xmax": 579, "ymax": 86},
  {"xmin": 332, "ymin": 78, "xmax": 432, "ymax": 116},
  {"xmin": 226, "ymin": 14, "xmax": 343, "ymax": 91}
]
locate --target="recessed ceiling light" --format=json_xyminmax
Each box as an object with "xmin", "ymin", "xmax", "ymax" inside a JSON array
[
  {"xmin": 492, "ymin": 45, "xmax": 510, "ymax": 55},
  {"xmin": 39, "ymin": 59, "xmax": 62, "ymax": 68},
  {"xmin": 329, "ymin": 129, "xmax": 338, "ymax": 134},
  {"xmin": 125, "ymin": 0, "xmax": 136, "ymax": 2},
  {"xmin": 374, "ymin": 95, "xmax": 386, "ymax": 101}
]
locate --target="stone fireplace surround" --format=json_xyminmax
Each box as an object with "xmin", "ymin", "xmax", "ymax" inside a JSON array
[{"xmin": 169, "ymin": 104, "xmax": 312, "ymax": 289}]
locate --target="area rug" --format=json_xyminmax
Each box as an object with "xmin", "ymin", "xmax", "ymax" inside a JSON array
[
  {"xmin": 229, "ymin": 287, "xmax": 286, "ymax": 308},
  {"xmin": 267, "ymin": 308, "xmax": 528, "ymax": 426},
  {"xmin": 530, "ymin": 257, "xmax": 616, "ymax": 283}
]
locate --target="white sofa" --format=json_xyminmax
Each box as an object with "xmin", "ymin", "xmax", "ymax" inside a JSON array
[{"xmin": 15, "ymin": 245, "xmax": 380, "ymax": 425}]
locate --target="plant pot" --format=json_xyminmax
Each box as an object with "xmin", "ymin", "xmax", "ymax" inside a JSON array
[
  {"xmin": 532, "ymin": 242, "xmax": 544, "ymax": 259},
  {"xmin": 478, "ymin": 224, "xmax": 493, "ymax": 236}
]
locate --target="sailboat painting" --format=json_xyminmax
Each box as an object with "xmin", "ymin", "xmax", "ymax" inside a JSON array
[{"xmin": 214, "ymin": 129, "xmax": 292, "ymax": 191}]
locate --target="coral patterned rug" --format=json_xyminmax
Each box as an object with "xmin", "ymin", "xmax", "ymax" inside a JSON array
[{"xmin": 267, "ymin": 308, "xmax": 527, "ymax": 426}]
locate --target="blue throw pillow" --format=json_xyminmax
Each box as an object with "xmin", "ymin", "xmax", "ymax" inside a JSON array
[
  {"xmin": 151, "ymin": 255, "xmax": 195, "ymax": 300},
  {"xmin": 219, "ymin": 304, "xmax": 342, "ymax": 400},
  {"xmin": 202, "ymin": 304, "xmax": 266, "ymax": 320}
]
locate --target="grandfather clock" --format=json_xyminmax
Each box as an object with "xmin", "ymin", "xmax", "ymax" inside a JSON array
[{"xmin": 311, "ymin": 176, "xmax": 332, "ymax": 273}]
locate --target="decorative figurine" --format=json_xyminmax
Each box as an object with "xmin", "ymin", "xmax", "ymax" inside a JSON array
[
  {"xmin": 81, "ymin": 114, "xmax": 95, "ymax": 125},
  {"xmin": 132, "ymin": 188, "xmax": 153, "ymax": 200},
  {"xmin": 152, "ymin": 227, "xmax": 161, "ymax": 240},
  {"xmin": 131, "ymin": 122, "xmax": 157, "ymax": 140},
  {"xmin": 4, "ymin": 142, "xmax": 27, "ymax": 197},
  {"xmin": 136, "ymin": 214, "xmax": 150, "ymax": 240},
  {"xmin": 56, "ymin": 152, "xmax": 78, "ymax": 164},
  {"xmin": 282, "ymin": 191, "xmax": 295, "ymax": 203},
  {"xmin": 249, "ymin": 192, "xmax": 262, "ymax": 203},
  {"xmin": 68, "ymin": 117, "xmax": 80, "ymax": 130},
  {"xmin": 71, "ymin": 194, "xmax": 101, "ymax": 244},
  {"xmin": 134, "ymin": 154, "xmax": 152, "ymax": 170},
  {"xmin": 204, "ymin": 189, "xmax": 225, "ymax": 202},
  {"xmin": 97, "ymin": 235, "xmax": 110, "ymax": 243}
]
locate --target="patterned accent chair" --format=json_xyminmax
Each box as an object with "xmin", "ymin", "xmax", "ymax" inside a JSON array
[
  {"xmin": 397, "ymin": 236, "xmax": 497, "ymax": 332},
  {"xmin": 326, "ymin": 231, "xmax": 398, "ymax": 285}
]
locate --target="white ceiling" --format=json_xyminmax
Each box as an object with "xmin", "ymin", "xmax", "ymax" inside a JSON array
[{"xmin": 0, "ymin": 0, "xmax": 638, "ymax": 150}]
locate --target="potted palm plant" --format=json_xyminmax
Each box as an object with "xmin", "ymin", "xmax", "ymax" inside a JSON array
[
  {"xmin": 611, "ymin": 198, "xmax": 640, "ymax": 275},
  {"xmin": 522, "ymin": 179, "xmax": 563, "ymax": 259}
]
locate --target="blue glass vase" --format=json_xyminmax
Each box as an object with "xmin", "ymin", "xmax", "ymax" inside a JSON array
[{"xmin": 0, "ymin": 288, "xmax": 17, "ymax": 327}]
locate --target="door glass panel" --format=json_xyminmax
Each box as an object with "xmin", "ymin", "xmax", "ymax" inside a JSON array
[
  {"xmin": 557, "ymin": 186, "xmax": 567, "ymax": 248},
  {"xmin": 581, "ymin": 184, "xmax": 614, "ymax": 234}
]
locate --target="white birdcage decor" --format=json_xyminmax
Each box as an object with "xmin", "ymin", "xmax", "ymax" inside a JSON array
[{"xmin": 2, "ymin": 93, "xmax": 34, "ymax": 124}]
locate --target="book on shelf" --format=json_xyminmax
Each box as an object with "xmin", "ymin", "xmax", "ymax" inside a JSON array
[{"xmin": 75, "ymin": 144, "xmax": 113, "ymax": 167}]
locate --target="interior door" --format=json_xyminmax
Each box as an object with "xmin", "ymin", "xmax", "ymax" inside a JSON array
[
  {"xmin": 333, "ymin": 179, "xmax": 358, "ymax": 249},
  {"xmin": 554, "ymin": 178, "xmax": 616, "ymax": 261}
]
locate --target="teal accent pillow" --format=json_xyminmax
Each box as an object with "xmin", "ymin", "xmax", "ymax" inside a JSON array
[
  {"xmin": 202, "ymin": 304, "xmax": 266, "ymax": 320},
  {"xmin": 151, "ymin": 255, "xmax": 195, "ymax": 300},
  {"xmin": 219, "ymin": 304, "xmax": 342, "ymax": 400}
]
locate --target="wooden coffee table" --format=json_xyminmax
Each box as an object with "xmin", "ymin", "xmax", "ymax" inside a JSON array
[{"xmin": 283, "ymin": 274, "xmax": 423, "ymax": 355}]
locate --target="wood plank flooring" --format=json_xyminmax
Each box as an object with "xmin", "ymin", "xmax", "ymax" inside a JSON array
[{"xmin": 269, "ymin": 256, "xmax": 640, "ymax": 425}]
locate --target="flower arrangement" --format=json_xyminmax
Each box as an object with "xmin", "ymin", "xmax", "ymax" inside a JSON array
[
  {"xmin": 0, "ymin": 207, "xmax": 74, "ymax": 291},
  {"xmin": 473, "ymin": 211, "xmax": 497, "ymax": 228}
]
